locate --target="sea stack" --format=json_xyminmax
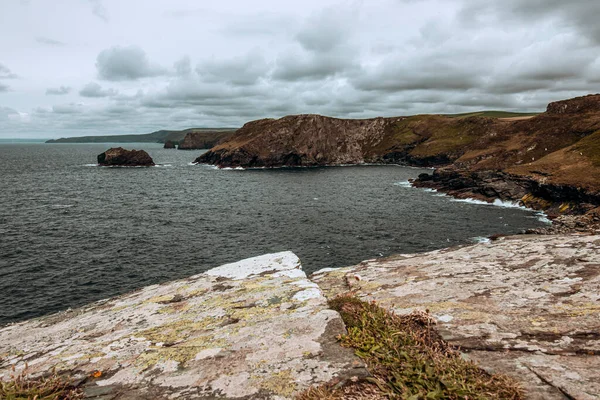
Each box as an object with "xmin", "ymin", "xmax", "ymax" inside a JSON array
[
  {"xmin": 97, "ymin": 147, "xmax": 155, "ymax": 166},
  {"xmin": 163, "ymin": 140, "xmax": 176, "ymax": 149}
]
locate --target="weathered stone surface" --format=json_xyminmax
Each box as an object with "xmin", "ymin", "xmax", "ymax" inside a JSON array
[
  {"xmin": 163, "ymin": 140, "xmax": 176, "ymax": 149},
  {"xmin": 97, "ymin": 147, "xmax": 154, "ymax": 167},
  {"xmin": 312, "ymin": 235, "xmax": 600, "ymax": 400},
  {"xmin": 177, "ymin": 130, "xmax": 235, "ymax": 150},
  {"xmin": 0, "ymin": 252, "xmax": 367, "ymax": 399}
]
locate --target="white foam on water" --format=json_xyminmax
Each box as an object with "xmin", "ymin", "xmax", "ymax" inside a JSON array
[
  {"xmin": 84, "ymin": 164, "xmax": 98, "ymax": 167},
  {"xmin": 472, "ymin": 236, "xmax": 491, "ymax": 244},
  {"xmin": 394, "ymin": 180, "xmax": 413, "ymax": 188},
  {"xmin": 534, "ymin": 212, "xmax": 553, "ymax": 225}
]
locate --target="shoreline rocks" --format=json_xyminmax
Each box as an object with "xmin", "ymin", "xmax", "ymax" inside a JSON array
[
  {"xmin": 163, "ymin": 140, "xmax": 176, "ymax": 149},
  {"xmin": 97, "ymin": 147, "xmax": 155, "ymax": 167},
  {"xmin": 0, "ymin": 252, "xmax": 367, "ymax": 399},
  {"xmin": 313, "ymin": 234, "xmax": 600, "ymax": 399},
  {"xmin": 2, "ymin": 237, "xmax": 599, "ymax": 398}
]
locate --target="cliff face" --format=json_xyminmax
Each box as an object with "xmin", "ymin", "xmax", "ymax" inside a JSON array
[
  {"xmin": 197, "ymin": 94, "xmax": 600, "ymax": 214},
  {"xmin": 196, "ymin": 114, "xmax": 506, "ymax": 167},
  {"xmin": 177, "ymin": 130, "xmax": 236, "ymax": 150}
]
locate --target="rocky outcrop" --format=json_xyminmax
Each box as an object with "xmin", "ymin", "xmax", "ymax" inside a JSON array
[
  {"xmin": 2, "ymin": 238, "xmax": 599, "ymax": 399},
  {"xmin": 97, "ymin": 147, "xmax": 154, "ymax": 166},
  {"xmin": 0, "ymin": 252, "xmax": 367, "ymax": 399},
  {"xmin": 195, "ymin": 114, "xmax": 509, "ymax": 168},
  {"xmin": 163, "ymin": 140, "xmax": 176, "ymax": 149},
  {"xmin": 413, "ymin": 168, "xmax": 600, "ymax": 215},
  {"xmin": 195, "ymin": 95, "xmax": 600, "ymax": 221},
  {"xmin": 546, "ymin": 93, "xmax": 600, "ymax": 115},
  {"xmin": 178, "ymin": 130, "xmax": 236, "ymax": 150},
  {"xmin": 313, "ymin": 234, "xmax": 600, "ymax": 400}
]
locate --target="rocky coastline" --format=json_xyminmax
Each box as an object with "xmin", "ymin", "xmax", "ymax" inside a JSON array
[
  {"xmin": 2, "ymin": 237, "xmax": 599, "ymax": 399},
  {"xmin": 196, "ymin": 94, "xmax": 600, "ymax": 233}
]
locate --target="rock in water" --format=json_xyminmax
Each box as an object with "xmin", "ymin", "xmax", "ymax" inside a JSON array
[
  {"xmin": 97, "ymin": 147, "xmax": 155, "ymax": 166},
  {"xmin": 163, "ymin": 140, "xmax": 176, "ymax": 149}
]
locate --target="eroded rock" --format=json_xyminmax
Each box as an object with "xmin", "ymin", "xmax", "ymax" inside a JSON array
[
  {"xmin": 97, "ymin": 147, "xmax": 155, "ymax": 166},
  {"xmin": 312, "ymin": 235, "xmax": 600, "ymax": 400},
  {"xmin": 0, "ymin": 252, "xmax": 367, "ymax": 399}
]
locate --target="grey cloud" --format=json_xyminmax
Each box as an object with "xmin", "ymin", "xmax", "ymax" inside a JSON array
[
  {"xmin": 0, "ymin": 83, "xmax": 9, "ymax": 93},
  {"xmin": 89, "ymin": 0, "xmax": 109, "ymax": 22},
  {"xmin": 295, "ymin": 8, "xmax": 355, "ymax": 53},
  {"xmin": 273, "ymin": 52, "xmax": 357, "ymax": 81},
  {"xmin": 353, "ymin": 60, "xmax": 483, "ymax": 92},
  {"xmin": 196, "ymin": 53, "xmax": 269, "ymax": 85},
  {"xmin": 79, "ymin": 82, "xmax": 117, "ymax": 97},
  {"xmin": 36, "ymin": 37, "xmax": 65, "ymax": 46},
  {"xmin": 46, "ymin": 86, "xmax": 71, "ymax": 95},
  {"xmin": 0, "ymin": 107, "xmax": 19, "ymax": 118},
  {"xmin": 174, "ymin": 56, "xmax": 192, "ymax": 77},
  {"xmin": 273, "ymin": 7, "xmax": 359, "ymax": 81},
  {"xmin": 52, "ymin": 103, "xmax": 84, "ymax": 114},
  {"xmin": 96, "ymin": 46, "xmax": 166, "ymax": 81},
  {"xmin": 0, "ymin": 63, "xmax": 18, "ymax": 79},
  {"xmin": 459, "ymin": 0, "xmax": 600, "ymax": 44}
]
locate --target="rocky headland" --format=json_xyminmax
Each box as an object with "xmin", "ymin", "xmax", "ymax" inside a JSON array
[
  {"xmin": 196, "ymin": 94, "xmax": 600, "ymax": 230},
  {"xmin": 163, "ymin": 140, "xmax": 176, "ymax": 149},
  {"xmin": 1, "ymin": 236, "xmax": 599, "ymax": 399},
  {"xmin": 97, "ymin": 147, "xmax": 155, "ymax": 167},
  {"xmin": 177, "ymin": 130, "xmax": 236, "ymax": 150}
]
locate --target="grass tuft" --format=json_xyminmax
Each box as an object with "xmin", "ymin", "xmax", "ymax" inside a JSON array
[
  {"xmin": 0, "ymin": 365, "xmax": 82, "ymax": 400},
  {"xmin": 299, "ymin": 295, "xmax": 523, "ymax": 399}
]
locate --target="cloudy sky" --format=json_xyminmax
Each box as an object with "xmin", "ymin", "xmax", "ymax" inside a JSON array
[{"xmin": 1, "ymin": 0, "xmax": 599, "ymax": 138}]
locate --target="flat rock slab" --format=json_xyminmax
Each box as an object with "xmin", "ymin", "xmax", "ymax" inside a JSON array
[
  {"xmin": 312, "ymin": 234, "xmax": 600, "ymax": 400},
  {"xmin": 0, "ymin": 252, "xmax": 367, "ymax": 399}
]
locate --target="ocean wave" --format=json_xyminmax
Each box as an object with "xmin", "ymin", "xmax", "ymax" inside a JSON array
[
  {"xmin": 394, "ymin": 180, "xmax": 413, "ymax": 188},
  {"xmin": 471, "ymin": 236, "xmax": 491, "ymax": 244},
  {"xmin": 398, "ymin": 180, "xmax": 552, "ymax": 222}
]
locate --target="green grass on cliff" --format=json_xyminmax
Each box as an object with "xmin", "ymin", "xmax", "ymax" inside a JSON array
[
  {"xmin": 444, "ymin": 111, "xmax": 539, "ymax": 119},
  {"xmin": 573, "ymin": 130, "xmax": 600, "ymax": 167},
  {"xmin": 298, "ymin": 296, "xmax": 522, "ymax": 400}
]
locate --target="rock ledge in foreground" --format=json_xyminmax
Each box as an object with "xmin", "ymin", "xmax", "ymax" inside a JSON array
[
  {"xmin": 0, "ymin": 252, "xmax": 367, "ymax": 399},
  {"xmin": 313, "ymin": 234, "xmax": 600, "ymax": 400},
  {"xmin": 97, "ymin": 147, "xmax": 155, "ymax": 166}
]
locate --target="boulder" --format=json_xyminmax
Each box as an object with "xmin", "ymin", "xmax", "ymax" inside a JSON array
[
  {"xmin": 163, "ymin": 140, "xmax": 176, "ymax": 149},
  {"xmin": 97, "ymin": 147, "xmax": 155, "ymax": 166}
]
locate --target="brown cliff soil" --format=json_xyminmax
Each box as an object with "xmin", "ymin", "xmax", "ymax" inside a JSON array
[
  {"xmin": 197, "ymin": 94, "xmax": 600, "ymax": 221},
  {"xmin": 177, "ymin": 130, "xmax": 235, "ymax": 150}
]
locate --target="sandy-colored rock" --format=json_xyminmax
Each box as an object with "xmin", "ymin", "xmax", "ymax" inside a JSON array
[
  {"xmin": 0, "ymin": 252, "xmax": 367, "ymax": 399},
  {"xmin": 312, "ymin": 234, "xmax": 600, "ymax": 399}
]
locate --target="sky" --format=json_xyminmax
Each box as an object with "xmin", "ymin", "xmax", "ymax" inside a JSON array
[{"xmin": 1, "ymin": 0, "xmax": 600, "ymax": 138}]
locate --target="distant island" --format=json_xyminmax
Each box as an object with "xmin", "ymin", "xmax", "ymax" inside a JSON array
[{"xmin": 45, "ymin": 127, "xmax": 237, "ymax": 147}]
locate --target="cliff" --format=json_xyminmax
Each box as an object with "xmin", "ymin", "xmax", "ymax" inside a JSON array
[
  {"xmin": 46, "ymin": 128, "xmax": 237, "ymax": 145},
  {"xmin": 2, "ymin": 237, "xmax": 599, "ymax": 399},
  {"xmin": 177, "ymin": 130, "xmax": 236, "ymax": 150},
  {"xmin": 195, "ymin": 114, "xmax": 504, "ymax": 168},
  {"xmin": 197, "ymin": 95, "xmax": 600, "ymax": 216}
]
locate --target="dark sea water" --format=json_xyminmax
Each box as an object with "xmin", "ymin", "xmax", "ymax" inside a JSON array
[{"xmin": 0, "ymin": 143, "xmax": 548, "ymax": 325}]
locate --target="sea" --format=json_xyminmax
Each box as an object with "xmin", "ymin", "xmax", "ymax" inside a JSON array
[{"xmin": 0, "ymin": 142, "xmax": 549, "ymax": 325}]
